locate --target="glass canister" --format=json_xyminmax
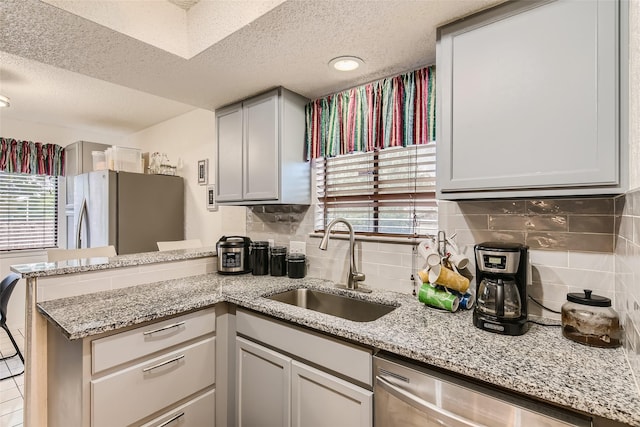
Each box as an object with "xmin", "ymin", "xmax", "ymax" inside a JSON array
[
  {"xmin": 561, "ymin": 289, "xmax": 622, "ymax": 348},
  {"xmin": 270, "ymin": 246, "xmax": 288, "ymax": 277},
  {"xmin": 287, "ymin": 253, "xmax": 306, "ymax": 279},
  {"xmin": 250, "ymin": 241, "xmax": 270, "ymax": 275}
]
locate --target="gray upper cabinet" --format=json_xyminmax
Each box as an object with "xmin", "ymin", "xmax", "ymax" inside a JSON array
[
  {"xmin": 436, "ymin": 0, "xmax": 628, "ymax": 199},
  {"xmin": 216, "ymin": 87, "xmax": 310, "ymax": 205}
]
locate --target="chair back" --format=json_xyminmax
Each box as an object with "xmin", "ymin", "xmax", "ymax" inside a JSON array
[
  {"xmin": 0, "ymin": 273, "xmax": 21, "ymax": 325},
  {"xmin": 47, "ymin": 246, "xmax": 117, "ymax": 262},
  {"xmin": 157, "ymin": 239, "xmax": 202, "ymax": 251}
]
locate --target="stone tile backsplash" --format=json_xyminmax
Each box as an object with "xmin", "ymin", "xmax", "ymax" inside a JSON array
[
  {"xmin": 439, "ymin": 197, "xmax": 617, "ymax": 319},
  {"xmin": 615, "ymin": 188, "xmax": 640, "ymax": 382},
  {"xmin": 246, "ymin": 197, "xmax": 619, "ymax": 318}
]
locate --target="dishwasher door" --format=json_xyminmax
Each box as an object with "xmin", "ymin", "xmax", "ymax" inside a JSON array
[{"xmin": 374, "ymin": 354, "xmax": 591, "ymax": 427}]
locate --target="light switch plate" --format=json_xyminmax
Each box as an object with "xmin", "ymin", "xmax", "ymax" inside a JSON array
[{"xmin": 290, "ymin": 241, "xmax": 306, "ymax": 255}]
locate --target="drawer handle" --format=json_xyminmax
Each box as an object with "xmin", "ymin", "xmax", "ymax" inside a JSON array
[
  {"xmin": 143, "ymin": 321, "xmax": 186, "ymax": 336},
  {"xmin": 157, "ymin": 412, "xmax": 185, "ymax": 427},
  {"xmin": 142, "ymin": 354, "xmax": 185, "ymax": 373}
]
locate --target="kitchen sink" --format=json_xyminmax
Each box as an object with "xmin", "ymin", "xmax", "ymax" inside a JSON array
[{"xmin": 266, "ymin": 288, "xmax": 396, "ymax": 322}]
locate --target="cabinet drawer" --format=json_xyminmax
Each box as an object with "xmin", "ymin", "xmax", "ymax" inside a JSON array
[
  {"xmin": 91, "ymin": 337, "xmax": 215, "ymax": 427},
  {"xmin": 92, "ymin": 308, "xmax": 215, "ymax": 373},
  {"xmin": 237, "ymin": 309, "xmax": 372, "ymax": 386},
  {"xmin": 138, "ymin": 389, "xmax": 215, "ymax": 427}
]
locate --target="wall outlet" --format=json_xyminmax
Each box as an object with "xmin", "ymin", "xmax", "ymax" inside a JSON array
[
  {"xmin": 290, "ymin": 241, "xmax": 306, "ymax": 255},
  {"xmin": 268, "ymin": 239, "xmax": 275, "ymax": 247}
]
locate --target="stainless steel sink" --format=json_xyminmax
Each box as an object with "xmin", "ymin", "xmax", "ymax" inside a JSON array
[{"xmin": 266, "ymin": 288, "xmax": 396, "ymax": 322}]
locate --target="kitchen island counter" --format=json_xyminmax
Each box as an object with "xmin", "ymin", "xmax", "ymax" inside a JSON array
[
  {"xmin": 10, "ymin": 246, "xmax": 218, "ymax": 278},
  {"xmin": 37, "ymin": 273, "xmax": 640, "ymax": 426}
]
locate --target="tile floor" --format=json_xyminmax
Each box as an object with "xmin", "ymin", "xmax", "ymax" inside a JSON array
[{"xmin": 0, "ymin": 328, "xmax": 24, "ymax": 427}]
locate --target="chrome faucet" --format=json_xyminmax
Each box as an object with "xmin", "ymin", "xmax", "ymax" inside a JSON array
[{"xmin": 319, "ymin": 218, "xmax": 368, "ymax": 292}]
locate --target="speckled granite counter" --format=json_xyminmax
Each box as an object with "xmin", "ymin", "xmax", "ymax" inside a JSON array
[
  {"xmin": 10, "ymin": 246, "xmax": 217, "ymax": 278},
  {"xmin": 37, "ymin": 273, "xmax": 640, "ymax": 426}
]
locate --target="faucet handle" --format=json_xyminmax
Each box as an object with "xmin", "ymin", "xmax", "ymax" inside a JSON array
[{"xmin": 352, "ymin": 272, "xmax": 366, "ymax": 282}]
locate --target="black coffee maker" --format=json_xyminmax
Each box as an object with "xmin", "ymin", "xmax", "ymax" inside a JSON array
[{"xmin": 473, "ymin": 242, "xmax": 528, "ymax": 336}]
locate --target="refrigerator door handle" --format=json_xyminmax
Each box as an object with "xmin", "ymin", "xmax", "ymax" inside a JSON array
[{"xmin": 75, "ymin": 197, "xmax": 88, "ymax": 249}]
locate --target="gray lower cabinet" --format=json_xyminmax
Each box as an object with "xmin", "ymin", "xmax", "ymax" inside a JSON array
[
  {"xmin": 215, "ymin": 87, "xmax": 310, "ymax": 205},
  {"xmin": 236, "ymin": 337, "xmax": 291, "ymax": 427},
  {"xmin": 235, "ymin": 309, "xmax": 373, "ymax": 427},
  {"xmin": 47, "ymin": 308, "xmax": 216, "ymax": 427},
  {"xmin": 436, "ymin": 0, "xmax": 628, "ymax": 199}
]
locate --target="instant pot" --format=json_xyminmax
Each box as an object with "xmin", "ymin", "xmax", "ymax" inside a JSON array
[{"xmin": 217, "ymin": 236, "xmax": 251, "ymax": 274}]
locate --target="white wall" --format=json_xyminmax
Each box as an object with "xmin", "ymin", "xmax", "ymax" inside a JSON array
[
  {"xmin": 120, "ymin": 108, "xmax": 246, "ymax": 247},
  {"xmin": 0, "ymin": 116, "xmax": 118, "ymax": 147}
]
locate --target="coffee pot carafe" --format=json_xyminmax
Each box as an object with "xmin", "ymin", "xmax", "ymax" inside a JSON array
[
  {"xmin": 473, "ymin": 242, "xmax": 529, "ymax": 335},
  {"xmin": 476, "ymin": 277, "xmax": 521, "ymax": 318}
]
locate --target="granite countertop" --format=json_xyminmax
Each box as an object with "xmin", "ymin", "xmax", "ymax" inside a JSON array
[
  {"xmin": 37, "ymin": 273, "xmax": 640, "ymax": 426},
  {"xmin": 10, "ymin": 246, "xmax": 218, "ymax": 278}
]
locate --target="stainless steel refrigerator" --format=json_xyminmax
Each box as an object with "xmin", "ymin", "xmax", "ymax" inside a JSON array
[{"xmin": 73, "ymin": 170, "xmax": 184, "ymax": 255}]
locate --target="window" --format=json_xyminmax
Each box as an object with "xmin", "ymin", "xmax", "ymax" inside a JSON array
[
  {"xmin": 315, "ymin": 144, "xmax": 437, "ymax": 237},
  {"xmin": 0, "ymin": 172, "xmax": 58, "ymax": 251}
]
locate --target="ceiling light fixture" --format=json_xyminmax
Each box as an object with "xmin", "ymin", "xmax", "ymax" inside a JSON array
[
  {"xmin": 329, "ymin": 56, "xmax": 364, "ymax": 72},
  {"xmin": 0, "ymin": 95, "xmax": 9, "ymax": 108}
]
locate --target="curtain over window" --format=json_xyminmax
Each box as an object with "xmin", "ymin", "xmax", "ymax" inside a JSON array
[
  {"xmin": 305, "ymin": 66, "xmax": 435, "ymax": 159},
  {"xmin": 0, "ymin": 138, "xmax": 63, "ymax": 251},
  {"xmin": 307, "ymin": 66, "xmax": 437, "ymax": 238},
  {"xmin": 0, "ymin": 137, "xmax": 65, "ymax": 176}
]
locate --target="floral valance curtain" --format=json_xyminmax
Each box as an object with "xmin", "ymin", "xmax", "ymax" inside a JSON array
[
  {"xmin": 0, "ymin": 137, "xmax": 65, "ymax": 176},
  {"xmin": 305, "ymin": 65, "xmax": 435, "ymax": 159}
]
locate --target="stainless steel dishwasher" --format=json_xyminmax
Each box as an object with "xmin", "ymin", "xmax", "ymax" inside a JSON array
[{"xmin": 374, "ymin": 354, "xmax": 592, "ymax": 427}]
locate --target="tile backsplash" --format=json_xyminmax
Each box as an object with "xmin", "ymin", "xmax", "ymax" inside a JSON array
[
  {"xmin": 246, "ymin": 197, "xmax": 618, "ymax": 316},
  {"xmin": 616, "ymin": 188, "xmax": 640, "ymax": 382}
]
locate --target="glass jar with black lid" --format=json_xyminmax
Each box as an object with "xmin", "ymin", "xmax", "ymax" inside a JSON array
[
  {"xmin": 287, "ymin": 253, "xmax": 306, "ymax": 279},
  {"xmin": 250, "ymin": 241, "xmax": 270, "ymax": 275},
  {"xmin": 270, "ymin": 246, "xmax": 288, "ymax": 276}
]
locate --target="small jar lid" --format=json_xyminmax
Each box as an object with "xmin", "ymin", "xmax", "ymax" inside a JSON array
[
  {"xmin": 566, "ymin": 289, "xmax": 611, "ymax": 307},
  {"xmin": 287, "ymin": 253, "xmax": 306, "ymax": 262},
  {"xmin": 271, "ymin": 246, "xmax": 287, "ymax": 255},
  {"xmin": 250, "ymin": 241, "xmax": 270, "ymax": 248}
]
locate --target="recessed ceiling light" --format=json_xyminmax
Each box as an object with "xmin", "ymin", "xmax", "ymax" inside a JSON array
[
  {"xmin": 329, "ymin": 56, "xmax": 364, "ymax": 72},
  {"xmin": 0, "ymin": 95, "xmax": 9, "ymax": 108}
]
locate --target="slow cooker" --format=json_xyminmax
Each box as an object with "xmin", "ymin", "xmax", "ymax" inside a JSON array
[{"xmin": 217, "ymin": 236, "xmax": 251, "ymax": 274}]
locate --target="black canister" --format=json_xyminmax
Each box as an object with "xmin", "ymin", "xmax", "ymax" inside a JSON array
[
  {"xmin": 250, "ymin": 241, "xmax": 270, "ymax": 275},
  {"xmin": 287, "ymin": 253, "xmax": 306, "ymax": 279},
  {"xmin": 270, "ymin": 246, "xmax": 288, "ymax": 277}
]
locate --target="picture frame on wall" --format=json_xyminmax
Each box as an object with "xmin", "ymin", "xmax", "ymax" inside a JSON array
[
  {"xmin": 197, "ymin": 159, "xmax": 208, "ymax": 185},
  {"xmin": 206, "ymin": 184, "xmax": 218, "ymax": 211}
]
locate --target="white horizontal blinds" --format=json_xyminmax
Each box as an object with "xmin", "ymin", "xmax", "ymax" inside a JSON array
[
  {"xmin": 0, "ymin": 172, "xmax": 58, "ymax": 251},
  {"xmin": 316, "ymin": 144, "xmax": 437, "ymax": 237}
]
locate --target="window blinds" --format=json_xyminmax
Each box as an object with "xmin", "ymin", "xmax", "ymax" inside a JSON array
[
  {"xmin": 315, "ymin": 144, "xmax": 437, "ymax": 237},
  {"xmin": 0, "ymin": 172, "xmax": 58, "ymax": 251}
]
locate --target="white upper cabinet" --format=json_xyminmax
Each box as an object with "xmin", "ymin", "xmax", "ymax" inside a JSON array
[
  {"xmin": 216, "ymin": 87, "xmax": 310, "ymax": 205},
  {"xmin": 436, "ymin": 0, "xmax": 628, "ymax": 199}
]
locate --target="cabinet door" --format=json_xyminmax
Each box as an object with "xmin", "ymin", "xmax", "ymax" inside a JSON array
[
  {"xmin": 236, "ymin": 337, "xmax": 291, "ymax": 427},
  {"xmin": 437, "ymin": 0, "xmax": 620, "ymax": 198},
  {"xmin": 216, "ymin": 103, "xmax": 244, "ymax": 202},
  {"xmin": 291, "ymin": 361, "xmax": 372, "ymax": 427},
  {"xmin": 243, "ymin": 90, "xmax": 280, "ymax": 201}
]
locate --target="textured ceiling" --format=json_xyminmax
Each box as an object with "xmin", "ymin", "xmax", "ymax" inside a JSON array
[{"xmin": 0, "ymin": 0, "xmax": 505, "ymax": 138}]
